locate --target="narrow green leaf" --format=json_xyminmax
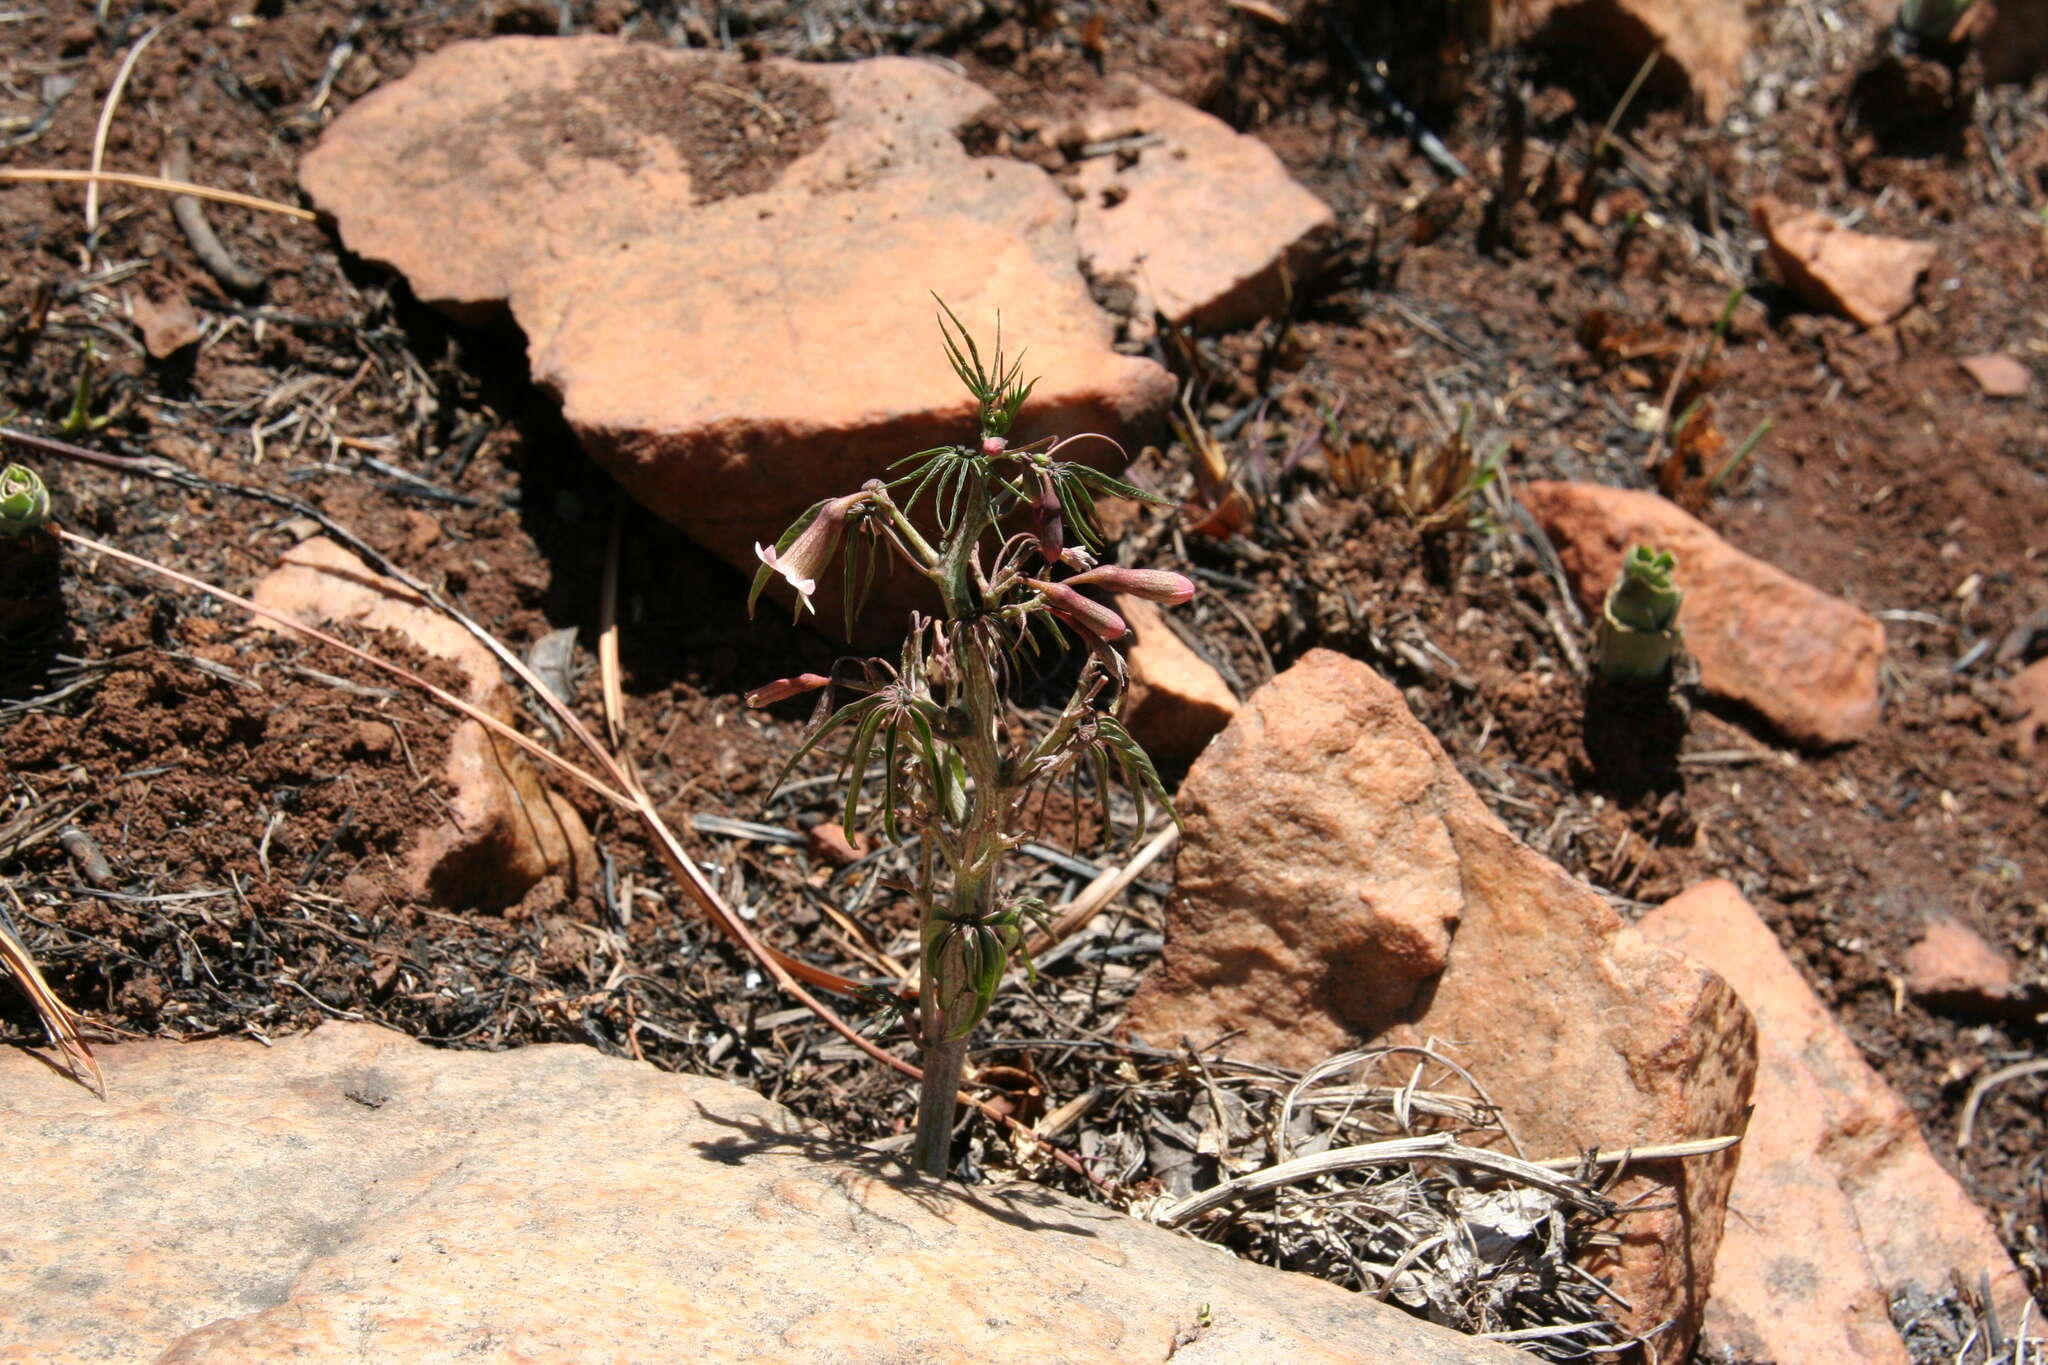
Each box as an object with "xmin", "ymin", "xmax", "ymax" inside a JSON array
[
  {"xmin": 1085, "ymin": 744, "xmax": 1117, "ymax": 841},
  {"xmin": 764, "ymin": 695, "xmax": 878, "ymax": 803},
  {"xmin": 880, "ymin": 724, "xmax": 903, "ymax": 844},
  {"xmin": 1054, "ymin": 476, "xmax": 1099, "ymax": 551},
  {"xmin": 842, "ymin": 700, "xmax": 890, "ymax": 832},
  {"xmin": 1071, "ymin": 464, "xmax": 1169, "ymax": 506},
  {"xmin": 1100, "ymin": 715, "xmax": 1179, "ymax": 830}
]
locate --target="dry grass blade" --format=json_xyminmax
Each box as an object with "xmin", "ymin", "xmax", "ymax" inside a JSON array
[
  {"xmin": 1153, "ymin": 1133, "xmax": 1613, "ymax": 1228},
  {"xmin": 1958, "ymin": 1057, "xmax": 2048, "ymax": 1149},
  {"xmin": 1078, "ymin": 1040, "xmax": 1719, "ymax": 1357},
  {"xmin": 83, "ymin": 20, "xmax": 172, "ymax": 248},
  {"xmin": 1023, "ymin": 822, "xmax": 1177, "ymax": 959},
  {"xmin": 0, "ymin": 169, "xmax": 320, "ymax": 223},
  {"xmin": 598, "ymin": 506, "xmax": 629, "ymax": 754},
  {"xmin": 1, "ymin": 879, "xmax": 101, "ymax": 1097}
]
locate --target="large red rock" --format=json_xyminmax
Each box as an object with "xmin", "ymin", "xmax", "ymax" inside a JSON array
[
  {"xmin": 301, "ymin": 39, "xmax": 1173, "ymax": 617},
  {"xmin": 1753, "ymin": 196, "xmax": 1937, "ymax": 327},
  {"xmin": 251, "ymin": 536, "xmax": 595, "ymax": 910},
  {"xmin": 1520, "ymin": 481, "xmax": 1886, "ymax": 747},
  {"xmin": 1126, "ymin": 650, "xmax": 1756, "ymax": 1356},
  {"xmin": 1067, "ymin": 81, "xmax": 1335, "ymax": 334},
  {"xmin": 1639, "ymin": 880, "xmax": 2033, "ymax": 1361},
  {"xmin": 0, "ymin": 1023, "xmax": 1531, "ymax": 1365},
  {"xmin": 1488, "ymin": 0, "xmax": 1750, "ymax": 120}
]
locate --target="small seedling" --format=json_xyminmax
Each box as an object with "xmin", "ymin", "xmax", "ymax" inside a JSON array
[
  {"xmin": 1595, "ymin": 545, "xmax": 1682, "ymax": 685},
  {"xmin": 59, "ymin": 343, "xmax": 118, "ymax": 437},
  {"xmin": 0, "ymin": 463, "xmax": 51, "ymax": 536},
  {"xmin": 1322, "ymin": 403, "xmax": 1501, "ymax": 533},
  {"xmin": 746, "ymin": 303, "xmax": 1193, "ymax": 1177}
]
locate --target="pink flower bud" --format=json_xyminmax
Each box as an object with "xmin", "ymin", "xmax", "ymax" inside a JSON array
[
  {"xmin": 981, "ymin": 435, "xmax": 1008, "ymax": 456},
  {"xmin": 1023, "ymin": 577, "xmax": 1128, "ymax": 642},
  {"xmin": 745, "ymin": 673, "xmax": 831, "ymax": 708},
  {"xmin": 1028, "ymin": 474, "xmax": 1063, "ymax": 565},
  {"xmin": 1063, "ymin": 564, "xmax": 1196, "ymax": 606}
]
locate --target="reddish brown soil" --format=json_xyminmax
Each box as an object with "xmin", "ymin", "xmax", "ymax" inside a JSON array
[{"xmin": 2, "ymin": 0, "xmax": 2044, "ymax": 1352}]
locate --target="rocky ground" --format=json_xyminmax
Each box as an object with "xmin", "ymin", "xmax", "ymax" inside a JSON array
[{"xmin": 2, "ymin": 2, "xmax": 2045, "ymax": 1362}]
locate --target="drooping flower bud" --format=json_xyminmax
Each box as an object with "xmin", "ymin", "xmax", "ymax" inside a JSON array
[
  {"xmin": 751, "ymin": 492, "xmax": 865, "ymax": 619},
  {"xmin": 1027, "ymin": 474, "xmax": 1063, "ymax": 565},
  {"xmin": 1063, "ymin": 564, "xmax": 1196, "ymax": 606},
  {"xmin": 1023, "ymin": 576, "xmax": 1128, "ymax": 642},
  {"xmin": 744, "ymin": 673, "xmax": 831, "ymax": 708},
  {"xmin": 981, "ymin": 435, "xmax": 1008, "ymax": 456}
]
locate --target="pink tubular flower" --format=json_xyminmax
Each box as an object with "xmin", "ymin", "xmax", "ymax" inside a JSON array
[
  {"xmin": 754, "ymin": 493, "xmax": 864, "ymax": 617},
  {"xmin": 745, "ymin": 673, "xmax": 831, "ymax": 709},
  {"xmin": 1063, "ymin": 564, "xmax": 1196, "ymax": 606},
  {"xmin": 1023, "ymin": 576, "xmax": 1128, "ymax": 642}
]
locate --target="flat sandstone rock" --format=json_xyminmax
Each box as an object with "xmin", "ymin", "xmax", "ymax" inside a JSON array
[
  {"xmin": 301, "ymin": 39, "xmax": 1173, "ymax": 606},
  {"xmin": 0, "ymin": 1024, "xmax": 1529, "ymax": 1365}
]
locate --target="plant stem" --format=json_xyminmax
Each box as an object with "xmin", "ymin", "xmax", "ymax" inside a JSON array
[{"xmin": 911, "ymin": 1031, "xmax": 969, "ymax": 1175}]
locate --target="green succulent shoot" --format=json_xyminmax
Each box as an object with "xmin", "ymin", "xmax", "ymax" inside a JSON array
[
  {"xmin": 1596, "ymin": 544, "xmax": 1683, "ymax": 685},
  {"xmin": 0, "ymin": 464, "xmax": 51, "ymax": 538}
]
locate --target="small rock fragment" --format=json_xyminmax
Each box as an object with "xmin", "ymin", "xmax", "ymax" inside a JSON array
[
  {"xmin": 1116, "ymin": 595, "xmax": 1239, "ymax": 765},
  {"xmin": 2008, "ymin": 656, "xmax": 2048, "ymax": 757},
  {"xmin": 1638, "ymin": 880, "xmax": 2033, "ymax": 1356},
  {"xmin": 251, "ymin": 536, "xmax": 595, "ymax": 910},
  {"xmin": 1904, "ymin": 916, "xmax": 2034, "ymax": 1019},
  {"xmin": 128, "ymin": 288, "xmax": 202, "ymax": 359},
  {"xmin": 1067, "ymin": 81, "xmax": 1335, "ymax": 334},
  {"xmin": 1521, "ymin": 481, "xmax": 1886, "ymax": 747},
  {"xmin": 1127, "ymin": 650, "xmax": 1755, "ymax": 1357},
  {"xmin": 1487, "ymin": 0, "xmax": 1751, "ymax": 120},
  {"xmin": 1960, "ymin": 353, "xmax": 2032, "ymax": 397},
  {"xmin": 804, "ymin": 820, "xmax": 865, "ymax": 868},
  {"xmin": 250, "ymin": 535, "xmax": 501, "ymax": 699},
  {"xmin": 1753, "ymin": 196, "xmax": 1936, "ymax": 327}
]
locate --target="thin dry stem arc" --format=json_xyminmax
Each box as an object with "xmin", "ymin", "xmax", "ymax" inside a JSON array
[{"xmin": 0, "ymin": 169, "xmax": 320, "ymax": 223}]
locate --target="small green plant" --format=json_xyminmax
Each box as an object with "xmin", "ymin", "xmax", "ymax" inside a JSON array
[
  {"xmin": 0, "ymin": 463, "xmax": 51, "ymax": 536},
  {"xmin": 59, "ymin": 343, "xmax": 117, "ymax": 438},
  {"xmin": 1595, "ymin": 545, "xmax": 1683, "ymax": 685},
  {"xmin": 746, "ymin": 304, "xmax": 1193, "ymax": 1177},
  {"xmin": 1321, "ymin": 402, "xmax": 1501, "ymax": 533}
]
